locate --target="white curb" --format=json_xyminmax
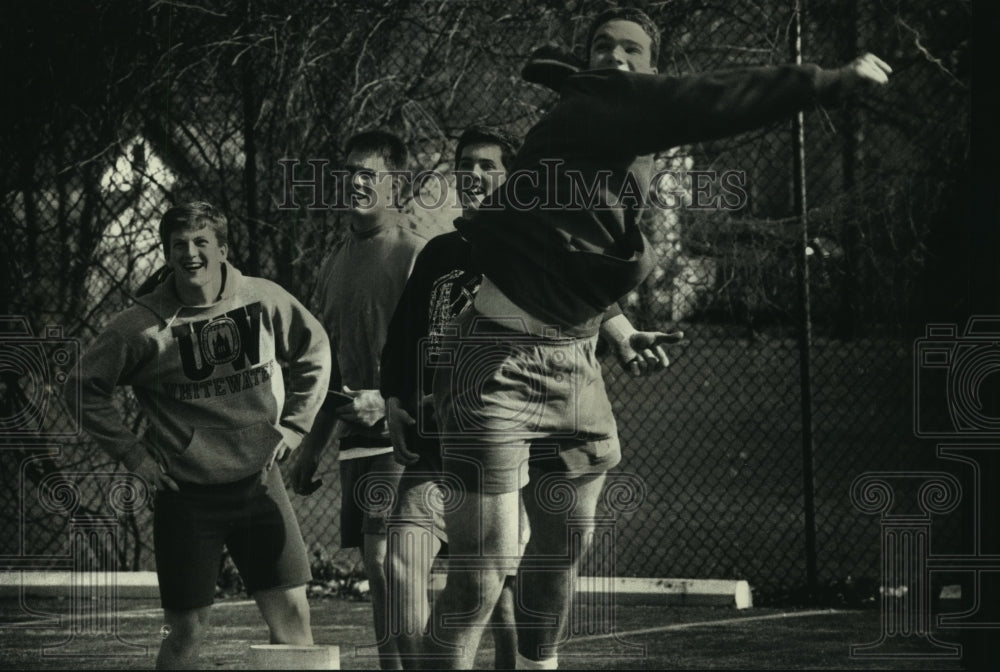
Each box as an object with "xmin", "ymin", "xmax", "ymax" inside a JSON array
[
  {"xmin": 0, "ymin": 570, "xmax": 161, "ymax": 599},
  {"xmin": 1, "ymin": 571, "xmax": 753, "ymax": 608}
]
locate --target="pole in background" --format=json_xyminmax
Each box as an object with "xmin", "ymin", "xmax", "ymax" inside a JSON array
[{"xmin": 790, "ymin": 0, "xmax": 819, "ymax": 599}]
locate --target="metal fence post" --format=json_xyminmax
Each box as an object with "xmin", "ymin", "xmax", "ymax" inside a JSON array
[
  {"xmin": 791, "ymin": 0, "xmax": 818, "ymax": 598},
  {"xmin": 241, "ymin": 0, "xmax": 261, "ymax": 278}
]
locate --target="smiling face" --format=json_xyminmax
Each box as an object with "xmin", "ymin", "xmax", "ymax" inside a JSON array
[
  {"xmin": 167, "ymin": 227, "xmax": 227, "ymax": 304},
  {"xmin": 588, "ymin": 19, "xmax": 658, "ymax": 74},
  {"xmin": 345, "ymin": 150, "xmax": 400, "ymax": 223},
  {"xmin": 456, "ymin": 142, "xmax": 508, "ymax": 219}
]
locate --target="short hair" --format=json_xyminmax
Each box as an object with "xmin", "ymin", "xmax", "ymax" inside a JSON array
[
  {"xmin": 159, "ymin": 201, "xmax": 228, "ymax": 251},
  {"xmin": 585, "ymin": 6, "xmax": 661, "ymax": 67},
  {"xmin": 344, "ymin": 130, "xmax": 409, "ymax": 171},
  {"xmin": 454, "ymin": 125, "xmax": 521, "ymax": 171}
]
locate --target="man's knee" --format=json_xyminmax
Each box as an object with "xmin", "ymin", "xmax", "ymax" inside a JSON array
[
  {"xmin": 161, "ymin": 607, "xmax": 211, "ymax": 650},
  {"xmin": 255, "ymin": 586, "xmax": 312, "ymax": 643},
  {"xmin": 363, "ymin": 535, "xmax": 390, "ymax": 584},
  {"xmin": 387, "ymin": 525, "xmax": 434, "ymax": 567},
  {"xmin": 491, "ymin": 576, "xmax": 517, "ymax": 623},
  {"xmin": 387, "ymin": 551, "xmax": 429, "ymax": 595},
  {"xmin": 442, "ymin": 563, "xmax": 509, "ymax": 612},
  {"xmin": 526, "ymin": 472, "xmax": 606, "ymax": 551},
  {"xmin": 275, "ymin": 592, "xmax": 311, "ymax": 627}
]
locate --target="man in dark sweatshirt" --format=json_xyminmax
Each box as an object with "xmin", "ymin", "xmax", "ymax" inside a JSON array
[
  {"xmin": 381, "ymin": 123, "xmax": 682, "ymax": 669},
  {"xmin": 379, "ymin": 124, "xmax": 525, "ymax": 669},
  {"xmin": 68, "ymin": 201, "xmax": 331, "ymax": 668},
  {"xmin": 425, "ymin": 7, "xmax": 892, "ymax": 670}
]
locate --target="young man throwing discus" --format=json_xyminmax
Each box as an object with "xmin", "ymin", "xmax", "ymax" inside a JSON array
[{"xmin": 426, "ymin": 7, "xmax": 891, "ymax": 669}]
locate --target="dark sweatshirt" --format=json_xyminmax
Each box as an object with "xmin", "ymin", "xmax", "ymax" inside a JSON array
[
  {"xmin": 457, "ymin": 64, "xmax": 849, "ymax": 334},
  {"xmin": 379, "ymin": 228, "xmax": 625, "ymax": 410},
  {"xmin": 379, "ymin": 230, "xmax": 479, "ymax": 410}
]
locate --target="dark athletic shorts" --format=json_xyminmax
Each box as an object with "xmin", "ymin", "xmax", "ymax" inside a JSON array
[
  {"xmin": 153, "ymin": 465, "xmax": 311, "ymax": 611},
  {"xmin": 431, "ymin": 309, "xmax": 621, "ymax": 495},
  {"xmin": 338, "ymin": 451, "xmax": 405, "ymax": 549}
]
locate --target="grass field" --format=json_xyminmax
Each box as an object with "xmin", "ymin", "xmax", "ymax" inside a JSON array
[
  {"xmin": 4, "ymin": 329, "xmax": 969, "ymax": 608},
  {"xmin": 0, "ymin": 595, "xmax": 969, "ymax": 670},
  {"xmin": 277, "ymin": 330, "xmax": 952, "ymax": 603},
  {"xmin": 1, "ymin": 328, "xmax": 988, "ymax": 669}
]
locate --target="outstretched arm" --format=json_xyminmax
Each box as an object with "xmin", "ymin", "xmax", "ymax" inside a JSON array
[{"xmin": 565, "ymin": 52, "xmax": 893, "ymax": 156}]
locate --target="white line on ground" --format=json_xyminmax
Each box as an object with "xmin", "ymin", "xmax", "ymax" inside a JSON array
[
  {"xmin": 568, "ymin": 608, "xmax": 844, "ymax": 643},
  {"xmin": 0, "ymin": 599, "xmax": 260, "ymax": 626},
  {"xmin": 4, "ymin": 604, "xmax": 841, "ymax": 639},
  {"xmin": 52, "ymin": 600, "xmax": 365, "ymax": 632},
  {"xmin": 112, "ymin": 600, "xmax": 259, "ymax": 619}
]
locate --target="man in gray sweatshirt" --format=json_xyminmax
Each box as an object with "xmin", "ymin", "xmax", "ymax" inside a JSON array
[{"xmin": 69, "ymin": 201, "xmax": 331, "ymax": 669}]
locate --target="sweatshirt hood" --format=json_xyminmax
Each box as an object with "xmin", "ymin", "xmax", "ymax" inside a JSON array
[{"xmin": 135, "ymin": 261, "xmax": 245, "ymax": 329}]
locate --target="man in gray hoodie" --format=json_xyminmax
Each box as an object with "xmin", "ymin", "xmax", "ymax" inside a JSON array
[{"xmin": 69, "ymin": 201, "xmax": 331, "ymax": 669}]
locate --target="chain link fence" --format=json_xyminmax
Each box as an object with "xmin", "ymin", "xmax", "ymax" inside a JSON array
[{"xmin": 0, "ymin": 0, "xmax": 970, "ymax": 603}]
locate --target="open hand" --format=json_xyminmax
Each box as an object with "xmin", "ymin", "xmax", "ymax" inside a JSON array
[
  {"xmin": 615, "ymin": 330, "xmax": 685, "ymax": 377},
  {"xmin": 843, "ymin": 52, "xmax": 892, "ymax": 87},
  {"xmin": 333, "ymin": 387, "xmax": 386, "ymax": 427}
]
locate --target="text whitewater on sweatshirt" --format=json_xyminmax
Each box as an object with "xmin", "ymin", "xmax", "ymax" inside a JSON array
[{"xmin": 68, "ymin": 262, "xmax": 331, "ymax": 484}]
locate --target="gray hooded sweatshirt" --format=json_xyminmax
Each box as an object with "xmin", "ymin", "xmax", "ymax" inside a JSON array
[{"xmin": 68, "ymin": 262, "xmax": 331, "ymax": 484}]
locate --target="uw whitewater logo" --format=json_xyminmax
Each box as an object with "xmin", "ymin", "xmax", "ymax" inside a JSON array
[
  {"xmin": 171, "ymin": 303, "xmax": 263, "ymax": 381},
  {"xmin": 202, "ymin": 318, "xmax": 241, "ymax": 365}
]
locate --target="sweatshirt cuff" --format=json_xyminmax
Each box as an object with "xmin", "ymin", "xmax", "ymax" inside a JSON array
[
  {"xmin": 601, "ymin": 302, "xmax": 624, "ymax": 322},
  {"xmin": 810, "ymin": 64, "xmax": 848, "ymax": 105},
  {"xmin": 277, "ymin": 424, "xmax": 304, "ymax": 450},
  {"xmin": 599, "ymin": 313, "xmax": 636, "ymax": 347}
]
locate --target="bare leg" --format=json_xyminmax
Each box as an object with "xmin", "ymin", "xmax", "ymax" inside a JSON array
[
  {"xmin": 365, "ymin": 532, "xmax": 402, "ymax": 669},
  {"xmin": 387, "ymin": 523, "xmax": 443, "ymax": 667},
  {"xmin": 516, "ymin": 471, "xmax": 607, "ymax": 664},
  {"xmin": 423, "ymin": 490, "xmax": 521, "ymax": 669},
  {"xmin": 253, "ymin": 584, "xmax": 313, "ymax": 644},
  {"xmin": 490, "ymin": 575, "xmax": 519, "ymax": 669},
  {"xmin": 156, "ymin": 607, "xmax": 211, "ymax": 669},
  {"xmin": 493, "ymin": 493, "xmax": 529, "ymax": 669}
]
